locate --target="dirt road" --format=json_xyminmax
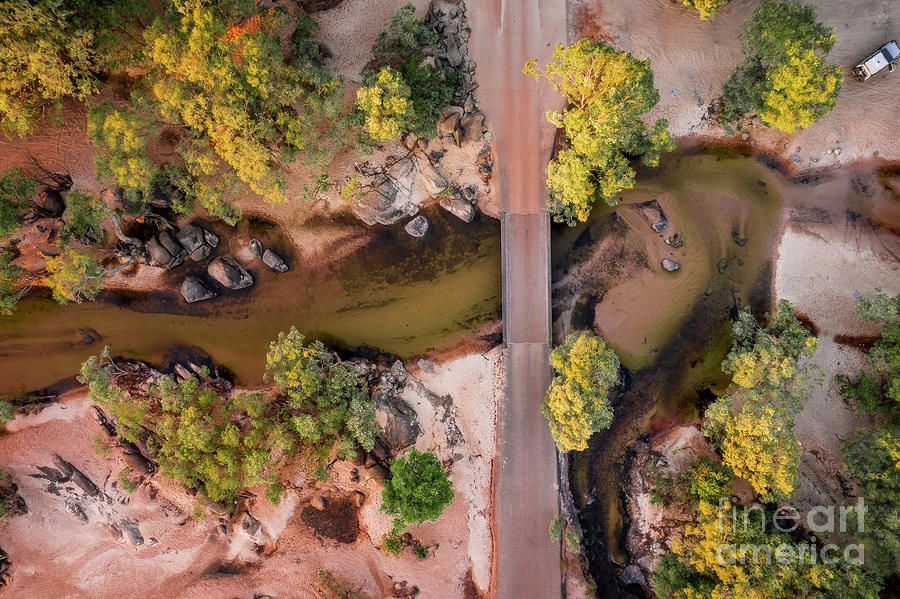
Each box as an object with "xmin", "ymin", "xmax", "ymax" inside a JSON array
[{"xmin": 468, "ymin": 0, "xmax": 567, "ymax": 596}]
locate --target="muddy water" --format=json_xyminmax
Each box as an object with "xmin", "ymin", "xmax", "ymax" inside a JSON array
[
  {"xmin": 564, "ymin": 148, "xmax": 900, "ymax": 598},
  {"xmin": 0, "ymin": 206, "xmax": 501, "ymax": 393}
]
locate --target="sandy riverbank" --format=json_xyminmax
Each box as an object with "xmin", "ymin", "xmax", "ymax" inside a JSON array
[
  {"xmin": 570, "ymin": 0, "xmax": 900, "ymax": 166},
  {"xmin": 0, "ymin": 348, "xmax": 501, "ymax": 598}
]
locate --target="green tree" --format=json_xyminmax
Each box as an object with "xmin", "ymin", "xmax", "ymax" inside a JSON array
[
  {"xmin": 682, "ymin": 0, "xmax": 733, "ymax": 20},
  {"xmin": 0, "ymin": 167, "xmax": 36, "ymax": 240},
  {"xmin": 381, "ymin": 448, "xmax": 453, "ymax": 528},
  {"xmin": 720, "ymin": 0, "xmax": 842, "ymax": 132},
  {"xmin": 266, "ymin": 327, "xmax": 378, "ymax": 462},
  {"xmin": 524, "ymin": 39, "xmax": 674, "ymax": 225},
  {"xmin": 702, "ymin": 301, "xmax": 817, "ymax": 500},
  {"xmin": 839, "ymin": 293, "xmax": 900, "ymax": 412},
  {"xmin": 44, "ymin": 248, "xmax": 105, "ymax": 304},
  {"xmin": 542, "ymin": 331, "xmax": 620, "ymax": 452},
  {"xmin": 60, "ymin": 190, "xmax": 105, "ymax": 243},
  {"xmin": 0, "ymin": 252, "xmax": 27, "ymax": 315},
  {"xmin": 358, "ymin": 4, "xmax": 456, "ymax": 141}
]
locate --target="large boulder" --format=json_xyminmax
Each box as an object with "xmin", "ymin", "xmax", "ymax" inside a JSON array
[
  {"xmin": 34, "ymin": 188, "xmax": 65, "ymax": 217},
  {"xmin": 405, "ymin": 215, "xmax": 429, "ymax": 237},
  {"xmin": 262, "ymin": 249, "xmax": 288, "ymax": 272},
  {"xmin": 439, "ymin": 192, "xmax": 476, "ymax": 222},
  {"xmin": 157, "ymin": 231, "xmax": 186, "ymax": 267},
  {"xmin": 248, "ymin": 239, "xmax": 263, "ymax": 259},
  {"xmin": 416, "ymin": 156, "xmax": 448, "ymax": 197},
  {"xmin": 207, "ymin": 255, "xmax": 253, "ymax": 290},
  {"xmin": 181, "ymin": 276, "xmax": 217, "ymax": 303},
  {"xmin": 460, "ymin": 113, "xmax": 485, "ymax": 142},
  {"xmin": 175, "ymin": 224, "xmax": 215, "ymax": 262},
  {"xmin": 147, "ymin": 236, "xmax": 176, "ymax": 268},
  {"xmin": 437, "ymin": 106, "xmax": 463, "ymax": 136}
]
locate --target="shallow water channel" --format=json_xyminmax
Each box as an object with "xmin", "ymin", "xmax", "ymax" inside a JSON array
[{"xmin": 0, "ymin": 206, "xmax": 501, "ymax": 393}]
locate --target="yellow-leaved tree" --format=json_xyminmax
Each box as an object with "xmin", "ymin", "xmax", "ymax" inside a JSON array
[
  {"xmin": 702, "ymin": 300, "xmax": 817, "ymax": 500},
  {"xmin": 542, "ymin": 331, "xmax": 620, "ymax": 452}
]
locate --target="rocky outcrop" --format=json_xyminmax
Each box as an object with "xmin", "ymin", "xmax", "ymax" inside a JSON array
[
  {"xmin": 373, "ymin": 361, "xmax": 421, "ymax": 453},
  {"xmin": 405, "ymin": 215, "xmax": 429, "ymax": 237},
  {"xmin": 262, "ymin": 249, "xmax": 288, "ymax": 272},
  {"xmin": 181, "ymin": 276, "xmax": 217, "ymax": 303},
  {"xmin": 33, "ymin": 188, "xmax": 65, "ymax": 217},
  {"xmin": 175, "ymin": 223, "xmax": 218, "ymax": 262},
  {"xmin": 207, "ymin": 255, "xmax": 253, "ymax": 290},
  {"xmin": 147, "ymin": 231, "xmax": 186, "ymax": 268},
  {"xmin": 440, "ymin": 189, "xmax": 476, "ymax": 222}
]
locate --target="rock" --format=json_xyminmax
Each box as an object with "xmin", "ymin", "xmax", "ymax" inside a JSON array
[
  {"xmin": 203, "ymin": 229, "xmax": 219, "ymax": 248},
  {"xmin": 740, "ymin": 133, "xmax": 749, "ymax": 141},
  {"xmin": 52, "ymin": 455, "xmax": 99, "ymax": 496},
  {"xmin": 439, "ymin": 192, "xmax": 476, "ymax": 222},
  {"xmin": 636, "ymin": 200, "xmax": 668, "ymax": 233},
  {"xmin": 181, "ymin": 276, "xmax": 218, "ymax": 303},
  {"xmin": 622, "ymin": 564, "xmax": 647, "ymax": 586},
  {"xmin": 662, "ymin": 258, "xmax": 680, "ymax": 272},
  {"xmin": 34, "ymin": 188, "xmax": 65, "ymax": 217},
  {"xmin": 207, "ymin": 255, "xmax": 253, "ymax": 290},
  {"xmin": 351, "ymin": 158, "xmax": 421, "ymax": 226},
  {"xmin": 404, "ymin": 215, "xmax": 429, "ymax": 237},
  {"xmin": 437, "ymin": 106, "xmax": 463, "ymax": 135},
  {"xmin": 119, "ymin": 518, "xmax": 144, "ymax": 545},
  {"xmin": 790, "ymin": 154, "xmax": 801, "ymax": 163},
  {"xmin": 249, "ymin": 239, "xmax": 264, "ymax": 259},
  {"xmin": 174, "ymin": 363, "xmax": 193, "ymax": 380},
  {"xmin": 416, "ymin": 156, "xmax": 448, "ymax": 196},
  {"xmin": 189, "ymin": 244, "xmax": 213, "ymax": 262},
  {"xmin": 446, "ymin": 39, "xmax": 463, "ymax": 67},
  {"xmin": 309, "ymin": 494, "xmax": 327, "ymax": 511},
  {"xmin": 460, "ymin": 112, "xmax": 484, "ymax": 142},
  {"xmin": 352, "ymin": 491, "xmax": 366, "ymax": 507},
  {"xmin": 416, "ymin": 358, "xmax": 436, "ymax": 374},
  {"xmin": 717, "ymin": 259, "xmax": 729, "ymax": 273},
  {"xmin": 147, "ymin": 236, "xmax": 176, "ymax": 268},
  {"xmin": 365, "ymin": 463, "xmax": 389, "ymax": 484},
  {"xmin": 65, "ymin": 499, "xmax": 88, "ymax": 524},
  {"xmin": 373, "ymin": 373, "xmax": 421, "ymax": 453},
  {"xmin": 91, "ymin": 406, "xmax": 117, "ymax": 437},
  {"xmin": 262, "ymin": 249, "xmax": 288, "ymax": 273},
  {"xmin": 157, "ymin": 231, "xmax": 186, "ymax": 266},
  {"xmin": 122, "ymin": 442, "xmax": 156, "ymax": 474},
  {"xmin": 240, "ymin": 512, "xmax": 267, "ymax": 545},
  {"xmin": 174, "ymin": 224, "xmax": 206, "ymax": 254}
]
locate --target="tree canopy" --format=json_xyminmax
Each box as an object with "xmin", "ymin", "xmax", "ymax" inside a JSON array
[
  {"xmin": 44, "ymin": 248, "xmax": 105, "ymax": 304},
  {"xmin": 265, "ymin": 327, "xmax": 377, "ymax": 461},
  {"xmin": 542, "ymin": 330, "xmax": 621, "ymax": 452},
  {"xmin": 701, "ymin": 300, "xmax": 817, "ymax": 500},
  {"xmin": 381, "ymin": 448, "xmax": 453, "ymax": 528},
  {"xmin": 356, "ymin": 3, "xmax": 456, "ymax": 141},
  {"xmin": 720, "ymin": 0, "xmax": 842, "ymax": 133},
  {"xmin": 682, "ymin": 0, "xmax": 734, "ymax": 20},
  {"xmin": 524, "ymin": 39, "xmax": 674, "ymax": 225},
  {"xmin": 0, "ymin": 252, "xmax": 26, "ymax": 316},
  {"xmin": 0, "ymin": 167, "xmax": 36, "ymax": 240}
]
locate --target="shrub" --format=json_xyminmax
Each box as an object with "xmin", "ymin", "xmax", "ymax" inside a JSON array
[
  {"xmin": 44, "ymin": 248, "xmax": 105, "ymax": 305},
  {"xmin": 682, "ymin": 0, "xmax": 733, "ymax": 20},
  {"xmin": 0, "ymin": 167, "xmax": 36, "ymax": 240},
  {"xmin": 60, "ymin": 190, "xmax": 105, "ymax": 243}
]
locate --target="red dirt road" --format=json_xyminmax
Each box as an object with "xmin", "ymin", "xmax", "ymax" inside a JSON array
[{"xmin": 468, "ymin": 1, "xmax": 567, "ymax": 597}]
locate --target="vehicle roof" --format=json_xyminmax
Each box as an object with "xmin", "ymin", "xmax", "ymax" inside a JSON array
[{"xmin": 861, "ymin": 41, "xmax": 899, "ymax": 73}]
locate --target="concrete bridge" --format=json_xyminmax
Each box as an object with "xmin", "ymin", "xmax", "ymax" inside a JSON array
[{"xmin": 467, "ymin": 0, "xmax": 567, "ymax": 596}]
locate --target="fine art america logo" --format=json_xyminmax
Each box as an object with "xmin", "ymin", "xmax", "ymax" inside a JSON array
[{"xmin": 715, "ymin": 497, "xmax": 866, "ymax": 565}]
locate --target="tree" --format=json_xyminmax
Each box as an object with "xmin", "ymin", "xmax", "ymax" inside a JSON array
[
  {"xmin": 524, "ymin": 40, "xmax": 674, "ymax": 225},
  {"xmin": 356, "ymin": 67, "xmax": 414, "ymax": 141},
  {"xmin": 60, "ymin": 190, "xmax": 105, "ymax": 243},
  {"xmin": 144, "ymin": 2, "xmax": 343, "ymax": 204},
  {"xmin": 0, "ymin": 167, "xmax": 36, "ymax": 240},
  {"xmin": 87, "ymin": 98, "xmax": 158, "ymax": 209},
  {"xmin": 266, "ymin": 327, "xmax": 378, "ymax": 462},
  {"xmin": 79, "ymin": 350, "xmax": 294, "ymax": 504},
  {"xmin": 542, "ymin": 331, "xmax": 621, "ymax": 452},
  {"xmin": 702, "ymin": 301, "xmax": 817, "ymax": 500},
  {"xmin": 653, "ymin": 497, "xmax": 882, "ymax": 599},
  {"xmin": 720, "ymin": 0, "xmax": 842, "ymax": 132},
  {"xmin": 357, "ymin": 4, "xmax": 456, "ymax": 141},
  {"xmin": 0, "ymin": 252, "xmax": 27, "ymax": 315},
  {"xmin": 840, "ymin": 293, "xmax": 900, "ymax": 412},
  {"xmin": 381, "ymin": 448, "xmax": 453, "ymax": 528},
  {"xmin": 44, "ymin": 248, "xmax": 105, "ymax": 304},
  {"xmin": 682, "ymin": 0, "xmax": 733, "ymax": 20}
]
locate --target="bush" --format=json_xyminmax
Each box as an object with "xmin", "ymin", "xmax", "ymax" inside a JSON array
[
  {"xmin": 542, "ymin": 331, "xmax": 620, "ymax": 452},
  {"xmin": 524, "ymin": 40, "xmax": 674, "ymax": 224},
  {"xmin": 381, "ymin": 448, "xmax": 454, "ymax": 529},
  {"xmin": 682, "ymin": 0, "xmax": 733, "ymax": 20},
  {"xmin": 357, "ymin": 3, "xmax": 456, "ymax": 141},
  {"xmin": 0, "ymin": 252, "xmax": 27, "ymax": 315},
  {"xmin": 118, "ymin": 468, "xmax": 139, "ymax": 493},
  {"xmin": 44, "ymin": 248, "xmax": 105, "ymax": 305}
]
